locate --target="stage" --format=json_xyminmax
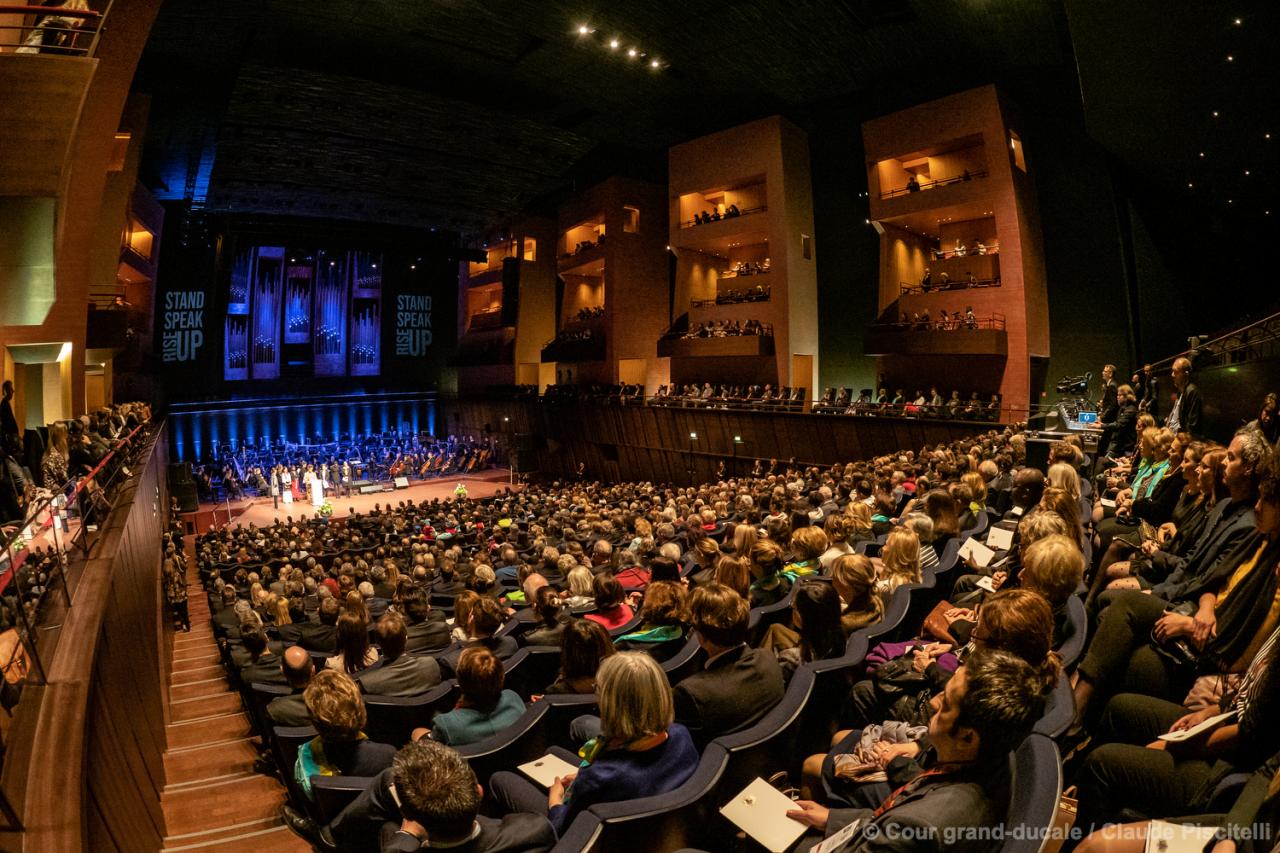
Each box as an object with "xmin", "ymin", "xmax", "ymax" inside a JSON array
[{"xmin": 179, "ymin": 468, "xmax": 521, "ymax": 533}]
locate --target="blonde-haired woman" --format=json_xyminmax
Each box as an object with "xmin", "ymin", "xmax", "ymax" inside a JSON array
[
  {"xmin": 489, "ymin": 652, "xmax": 699, "ymax": 835},
  {"xmin": 874, "ymin": 527, "xmax": 921, "ymax": 604}
]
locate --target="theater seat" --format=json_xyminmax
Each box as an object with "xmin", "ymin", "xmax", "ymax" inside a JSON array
[
  {"xmin": 886, "ymin": 577, "xmax": 938, "ymax": 643},
  {"xmin": 560, "ymin": 744, "xmax": 731, "ymax": 853},
  {"xmin": 311, "ymin": 774, "xmax": 374, "ymax": 825},
  {"xmin": 502, "ymin": 646, "xmax": 562, "ymax": 701},
  {"xmin": 711, "ymin": 666, "xmax": 817, "ymax": 801},
  {"xmin": 1058, "ymin": 595, "xmax": 1088, "ymax": 671},
  {"xmin": 1033, "ymin": 674, "xmax": 1074, "ymax": 739},
  {"xmin": 363, "ymin": 680, "xmax": 458, "ymax": 746},
  {"xmin": 662, "ymin": 637, "xmax": 706, "ymax": 686},
  {"xmin": 457, "ymin": 701, "xmax": 553, "ymax": 791},
  {"xmin": 1002, "ymin": 734, "xmax": 1062, "ymax": 853}
]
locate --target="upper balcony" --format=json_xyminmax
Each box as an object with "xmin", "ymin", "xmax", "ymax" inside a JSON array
[
  {"xmin": 558, "ymin": 215, "xmax": 606, "ymax": 271},
  {"xmin": 865, "ymin": 313, "xmax": 1007, "ymax": 357},
  {"xmin": 870, "ymin": 135, "xmax": 989, "ymax": 216}
]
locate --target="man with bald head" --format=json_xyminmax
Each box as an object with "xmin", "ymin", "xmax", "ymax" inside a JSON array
[
  {"xmin": 1006, "ymin": 467, "xmax": 1046, "ymax": 520},
  {"xmin": 267, "ymin": 646, "xmax": 314, "ymax": 727},
  {"xmin": 1165, "ymin": 356, "xmax": 1202, "ymax": 438}
]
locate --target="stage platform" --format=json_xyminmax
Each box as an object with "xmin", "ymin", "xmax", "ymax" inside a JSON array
[{"xmin": 179, "ymin": 468, "xmax": 520, "ymax": 533}]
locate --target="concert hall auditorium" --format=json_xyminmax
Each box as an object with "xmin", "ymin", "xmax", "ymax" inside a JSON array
[{"xmin": 3, "ymin": 1, "xmax": 1279, "ymax": 851}]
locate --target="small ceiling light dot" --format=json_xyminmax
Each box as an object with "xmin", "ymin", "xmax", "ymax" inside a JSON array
[
  {"xmin": 627, "ymin": 47, "xmax": 637, "ymax": 57},
  {"xmin": 1187, "ymin": 182, "xmax": 1194, "ymax": 188},
  {"xmin": 1226, "ymin": 55, "xmax": 1234, "ymax": 62},
  {"xmin": 1227, "ymin": 199, "xmax": 1233, "ymax": 204},
  {"xmin": 1199, "ymin": 151, "xmax": 1206, "ymax": 157},
  {"xmin": 1245, "ymin": 170, "xmax": 1250, "ymax": 176},
  {"xmin": 1234, "ymin": 17, "xmax": 1242, "ymax": 24},
  {"xmin": 410, "ymin": 264, "xmax": 416, "ymax": 270},
  {"xmin": 1266, "ymin": 133, "xmax": 1272, "ymax": 140},
  {"xmin": 577, "ymin": 24, "xmax": 590, "ymax": 35},
  {"xmin": 1212, "ymin": 111, "xmax": 1219, "ymax": 117},
  {"xmin": 650, "ymin": 59, "xmax": 660, "ymax": 68},
  {"xmin": 609, "ymin": 38, "xmax": 619, "ymax": 49}
]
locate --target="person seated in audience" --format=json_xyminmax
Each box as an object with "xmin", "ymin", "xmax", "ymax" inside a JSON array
[
  {"xmin": 523, "ymin": 586, "xmax": 572, "ymax": 647},
  {"xmin": 355, "ymin": 611, "xmax": 442, "ymax": 697},
  {"xmin": 315, "ymin": 739, "xmax": 556, "ymax": 853},
  {"xmin": 400, "ymin": 587, "xmax": 450, "ymax": 653},
  {"xmin": 449, "ymin": 590, "xmax": 482, "ymax": 644},
  {"xmin": 418, "ymin": 647, "xmax": 524, "ymax": 747},
  {"xmin": 267, "ymin": 645, "xmax": 314, "ymax": 727},
  {"xmin": 760, "ymin": 579, "xmax": 848, "ymax": 682},
  {"xmin": 290, "ymin": 669, "xmax": 396, "ymax": 802},
  {"xmin": 787, "ymin": 650, "xmax": 1049, "ymax": 853},
  {"xmin": 711, "ymin": 555, "xmax": 752, "ymax": 599},
  {"xmin": 545, "ymin": 618, "xmax": 615, "ymax": 695},
  {"xmin": 327, "ymin": 597, "xmax": 380, "ymax": 675},
  {"xmin": 438, "ymin": 597, "xmax": 519, "ymax": 676},
  {"xmin": 490, "ymin": 652, "xmax": 700, "ymax": 836},
  {"xmin": 560, "ymin": 563, "xmax": 595, "ymax": 608},
  {"xmin": 788, "ymin": 526, "xmax": 828, "ymax": 574},
  {"xmin": 831, "ymin": 554, "xmax": 885, "ymax": 632},
  {"xmin": 1092, "ymin": 445, "xmax": 1224, "ymax": 603},
  {"xmin": 583, "ymin": 573, "xmax": 634, "ymax": 630},
  {"xmin": 1072, "ymin": 429, "xmax": 1273, "ymax": 729},
  {"xmin": 239, "ymin": 626, "xmax": 289, "ymax": 686},
  {"xmin": 615, "ymin": 581, "xmax": 689, "ymax": 661},
  {"xmin": 1070, "ymin": 546, "xmax": 1280, "ymax": 849},
  {"xmin": 873, "ymin": 527, "xmax": 922, "ymax": 605},
  {"xmin": 748, "ymin": 539, "xmax": 793, "ymax": 607},
  {"xmin": 673, "ymin": 583, "xmax": 784, "ymax": 744}
]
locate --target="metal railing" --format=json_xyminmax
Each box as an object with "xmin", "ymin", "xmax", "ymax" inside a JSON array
[
  {"xmin": 0, "ymin": 2, "xmax": 111, "ymax": 58},
  {"xmin": 873, "ymin": 312, "xmax": 1006, "ymax": 331},
  {"xmin": 880, "ymin": 169, "xmax": 988, "ymax": 199},
  {"xmin": 899, "ymin": 276, "xmax": 1002, "ymax": 295},
  {"xmin": 1149, "ymin": 310, "xmax": 1280, "ymax": 373},
  {"xmin": 678, "ymin": 204, "xmax": 767, "ymax": 229},
  {"xmin": 0, "ymin": 421, "xmax": 151, "ymax": 704}
]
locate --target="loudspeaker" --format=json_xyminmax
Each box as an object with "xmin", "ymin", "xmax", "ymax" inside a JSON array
[
  {"xmin": 393, "ymin": 477, "xmax": 409, "ymax": 489},
  {"xmin": 360, "ymin": 484, "xmax": 383, "ymax": 495},
  {"xmin": 512, "ymin": 450, "xmax": 537, "ymax": 473},
  {"xmin": 172, "ymin": 482, "xmax": 199, "ymax": 513},
  {"xmin": 501, "ymin": 257, "xmax": 520, "ymax": 325},
  {"xmin": 168, "ymin": 462, "xmax": 193, "ymax": 484},
  {"xmin": 512, "ymin": 433, "xmax": 537, "ymax": 453}
]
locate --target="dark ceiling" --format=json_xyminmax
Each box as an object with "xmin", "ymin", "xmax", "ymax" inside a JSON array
[{"xmin": 132, "ymin": 0, "xmax": 1276, "ymax": 236}]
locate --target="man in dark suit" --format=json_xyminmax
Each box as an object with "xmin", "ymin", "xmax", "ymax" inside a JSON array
[
  {"xmin": 1166, "ymin": 356, "xmax": 1203, "ymax": 438},
  {"xmin": 785, "ymin": 650, "xmax": 1047, "ymax": 852},
  {"xmin": 267, "ymin": 645, "xmax": 314, "ymax": 727},
  {"xmin": 1138, "ymin": 363, "xmax": 1160, "ymax": 419},
  {"xmin": 0, "ymin": 381, "xmax": 19, "ymax": 453},
  {"xmin": 211, "ymin": 586, "xmax": 242, "ymax": 634},
  {"xmin": 239, "ymin": 629, "xmax": 289, "ymax": 687},
  {"xmin": 278, "ymin": 595, "xmax": 339, "ymax": 653},
  {"xmin": 301, "ymin": 739, "xmax": 556, "ymax": 852},
  {"xmin": 402, "ymin": 587, "xmax": 451, "ymax": 653},
  {"xmin": 1097, "ymin": 363, "xmax": 1119, "ymax": 423},
  {"xmin": 673, "ymin": 583, "xmax": 784, "ymax": 745},
  {"xmin": 357, "ymin": 612, "xmax": 442, "ymax": 697}
]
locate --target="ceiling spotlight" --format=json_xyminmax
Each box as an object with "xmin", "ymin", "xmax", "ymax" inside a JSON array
[
  {"xmin": 650, "ymin": 59, "xmax": 660, "ymax": 68},
  {"xmin": 1234, "ymin": 17, "xmax": 1242, "ymax": 24},
  {"xmin": 577, "ymin": 24, "xmax": 590, "ymax": 35},
  {"xmin": 1266, "ymin": 133, "xmax": 1272, "ymax": 140},
  {"xmin": 1212, "ymin": 110, "xmax": 1219, "ymax": 117},
  {"xmin": 609, "ymin": 38, "xmax": 619, "ymax": 49},
  {"xmin": 1245, "ymin": 170, "xmax": 1250, "ymax": 175},
  {"xmin": 1199, "ymin": 151, "xmax": 1206, "ymax": 157},
  {"xmin": 1227, "ymin": 199, "xmax": 1233, "ymax": 204},
  {"xmin": 1188, "ymin": 182, "xmax": 1194, "ymax": 188},
  {"xmin": 627, "ymin": 47, "xmax": 637, "ymax": 57},
  {"xmin": 410, "ymin": 264, "xmax": 416, "ymax": 270},
  {"xmin": 1226, "ymin": 55, "xmax": 1234, "ymax": 62}
]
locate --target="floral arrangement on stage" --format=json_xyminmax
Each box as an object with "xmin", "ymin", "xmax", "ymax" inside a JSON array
[
  {"xmin": 453, "ymin": 482, "xmax": 469, "ymax": 500},
  {"xmin": 316, "ymin": 501, "xmax": 334, "ymax": 518}
]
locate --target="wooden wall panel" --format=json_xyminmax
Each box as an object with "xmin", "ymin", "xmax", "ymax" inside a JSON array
[{"xmin": 444, "ymin": 400, "xmax": 993, "ymax": 484}]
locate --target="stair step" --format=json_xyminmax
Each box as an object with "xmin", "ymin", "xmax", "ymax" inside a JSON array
[
  {"xmin": 164, "ymin": 737, "xmax": 260, "ymax": 786},
  {"xmin": 163, "ymin": 822, "xmax": 313, "ymax": 852},
  {"xmin": 173, "ymin": 651, "xmax": 221, "ymax": 667},
  {"xmin": 171, "ymin": 664, "xmax": 224, "ymax": 685},
  {"xmin": 166, "ymin": 713, "xmax": 250, "ymax": 749},
  {"xmin": 170, "ymin": 678, "xmax": 232, "ymax": 703},
  {"xmin": 162, "ymin": 774, "xmax": 291, "ymax": 837},
  {"xmin": 171, "ymin": 692, "xmax": 241, "ymax": 723},
  {"xmin": 174, "ymin": 633, "xmax": 213, "ymax": 649}
]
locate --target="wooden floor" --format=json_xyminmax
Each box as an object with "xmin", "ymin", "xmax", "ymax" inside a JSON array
[{"xmin": 159, "ymin": 555, "xmax": 311, "ymax": 852}]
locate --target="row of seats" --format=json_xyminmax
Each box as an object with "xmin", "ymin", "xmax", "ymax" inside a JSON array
[{"xmin": 240, "ymin": 507, "xmax": 1074, "ymax": 851}]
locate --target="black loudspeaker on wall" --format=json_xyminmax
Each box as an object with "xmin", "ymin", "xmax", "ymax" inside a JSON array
[
  {"xmin": 172, "ymin": 482, "xmax": 199, "ymax": 513},
  {"xmin": 501, "ymin": 258, "xmax": 520, "ymax": 326},
  {"xmin": 511, "ymin": 450, "xmax": 538, "ymax": 473}
]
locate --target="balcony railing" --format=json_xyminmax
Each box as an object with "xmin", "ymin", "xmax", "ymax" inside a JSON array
[
  {"xmin": 874, "ymin": 313, "xmax": 1006, "ymax": 332},
  {"xmin": 677, "ymin": 204, "xmax": 766, "ymax": 230},
  {"xmin": 0, "ymin": 2, "xmax": 110, "ymax": 58},
  {"xmin": 880, "ymin": 168, "xmax": 988, "ymax": 199},
  {"xmin": 899, "ymin": 276, "xmax": 1001, "ymax": 296}
]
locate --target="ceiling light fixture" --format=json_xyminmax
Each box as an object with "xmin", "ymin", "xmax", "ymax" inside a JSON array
[
  {"xmin": 650, "ymin": 59, "xmax": 660, "ymax": 68},
  {"xmin": 1234, "ymin": 17, "xmax": 1242, "ymax": 24},
  {"xmin": 627, "ymin": 47, "xmax": 637, "ymax": 58},
  {"xmin": 1212, "ymin": 111, "xmax": 1219, "ymax": 117},
  {"xmin": 609, "ymin": 38, "xmax": 619, "ymax": 49},
  {"xmin": 577, "ymin": 24, "xmax": 590, "ymax": 35},
  {"xmin": 1226, "ymin": 55, "xmax": 1234, "ymax": 62}
]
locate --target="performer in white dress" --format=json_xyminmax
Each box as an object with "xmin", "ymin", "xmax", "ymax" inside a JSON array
[
  {"xmin": 280, "ymin": 469, "xmax": 293, "ymax": 505},
  {"xmin": 308, "ymin": 466, "xmax": 324, "ymax": 507}
]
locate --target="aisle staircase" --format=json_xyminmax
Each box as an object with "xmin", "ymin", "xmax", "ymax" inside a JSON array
[{"xmin": 159, "ymin": 554, "xmax": 310, "ymax": 852}]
